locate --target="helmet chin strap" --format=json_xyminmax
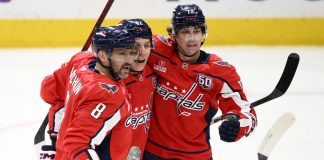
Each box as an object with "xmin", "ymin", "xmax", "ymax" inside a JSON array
[{"xmin": 97, "ymin": 57, "xmax": 121, "ymax": 80}]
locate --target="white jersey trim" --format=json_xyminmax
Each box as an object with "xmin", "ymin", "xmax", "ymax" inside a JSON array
[
  {"xmin": 220, "ymin": 83, "xmax": 256, "ymax": 135},
  {"xmin": 54, "ymin": 107, "xmax": 65, "ymax": 132},
  {"xmin": 90, "ymin": 109, "xmax": 121, "ymax": 148},
  {"xmin": 87, "ymin": 149, "xmax": 100, "ymax": 160}
]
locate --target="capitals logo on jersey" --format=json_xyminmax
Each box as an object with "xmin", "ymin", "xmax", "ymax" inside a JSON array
[
  {"xmin": 125, "ymin": 104, "xmax": 151, "ymax": 132},
  {"xmin": 125, "ymin": 92, "xmax": 153, "ymax": 133},
  {"xmin": 99, "ymin": 82, "xmax": 118, "ymax": 93},
  {"xmin": 156, "ymin": 82, "xmax": 205, "ymax": 116}
]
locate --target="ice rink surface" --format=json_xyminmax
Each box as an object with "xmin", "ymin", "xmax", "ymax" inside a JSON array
[{"xmin": 0, "ymin": 46, "xmax": 323, "ymax": 159}]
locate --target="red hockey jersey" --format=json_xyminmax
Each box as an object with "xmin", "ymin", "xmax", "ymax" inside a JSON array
[
  {"xmin": 145, "ymin": 35, "xmax": 257, "ymax": 159},
  {"xmin": 41, "ymin": 51, "xmax": 132, "ymax": 160},
  {"xmin": 123, "ymin": 65, "xmax": 156, "ymax": 159}
]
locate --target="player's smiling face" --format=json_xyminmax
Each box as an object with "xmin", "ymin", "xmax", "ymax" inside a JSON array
[
  {"xmin": 175, "ymin": 26, "xmax": 204, "ymax": 57},
  {"xmin": 131, "ymin": 38, "xmax": 151, "ymax": 72}
]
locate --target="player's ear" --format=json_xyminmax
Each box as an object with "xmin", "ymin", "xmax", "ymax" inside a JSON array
[
  {"xmin": 202, "ymin": 35, "xmax": 205, "ymax": 42},
  {"xmin": 166, "ymin": 25, "xmax": 176, "ymax": 41},
  {"xmin": 201, "ymin": 32, "xmax": 208, "ymax": 43},
  {"xmin": 98, "ymin": 50, "xmax": 109, "ymax": 64},
  {"xmin": 97, "ymin": 50, "xmax": 104, "ymax": 60},
  {"xmin": 166, "ymin": 25, "xmax": 172, "ymax": 37},
  {"xmin": 171, "ymin": 34, "xmax": 176, "ymax": 41}
]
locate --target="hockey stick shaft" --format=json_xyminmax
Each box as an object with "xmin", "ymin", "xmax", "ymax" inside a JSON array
[
  {"xmin": 81, "ymin": 0, "xmax": 115, "ymax": 51},
  {"xmin": 34, "ymin": 0, "xmax": 115, "ymax": 146},
  {"xmin": 211, "ymin": 53, "xmax": 299, "ymax": 125}
]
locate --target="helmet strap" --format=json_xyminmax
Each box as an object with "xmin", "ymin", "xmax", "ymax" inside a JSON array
[{"xmin": 96, "ymin": 53, "xmax": 121, "ymax": 80}]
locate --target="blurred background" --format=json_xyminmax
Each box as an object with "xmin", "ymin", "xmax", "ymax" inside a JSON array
[
  {"xmin": 1, "ymin": 0, "xmax": 324, "ymax": 47},
  {"xmin": 0, "ymin": 0, "xmax": 323, "ymax": 159}
]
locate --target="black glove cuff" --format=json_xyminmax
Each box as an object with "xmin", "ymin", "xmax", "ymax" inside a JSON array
[{"xmin": 42, "ymin": 145, "xmax": 56, "ymax": 151}]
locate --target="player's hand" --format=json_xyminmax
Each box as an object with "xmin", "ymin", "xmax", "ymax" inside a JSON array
[
  {"xmin": 39, "ymin": 145, "xmax": 56, "ymax": 160},
  {"xmin": 39, "ymin": 130, "xmax": 57, "ymax": 160},
  {"xmin": 47, "ymin": 130, "xmax": 58, "ymax": 149},
  {"xmin": 219, "ymin": 113, "xmax": 241, "ymax": 142},
  {"xmin": 219, "ymin": 111, "xmax": 256, "ymax": 142}
]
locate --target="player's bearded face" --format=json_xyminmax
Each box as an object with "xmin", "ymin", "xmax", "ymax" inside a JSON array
[
  {"xmin": 132, "ymin": 38, "xmax": 151, "ymax": 72},
  {"xmin": 110, "ymin": 48, "xmax": 139, "ymax": 79},
  {"xmin": 175, "ymin": 26, "xmax": 204, "ymax": 56}
]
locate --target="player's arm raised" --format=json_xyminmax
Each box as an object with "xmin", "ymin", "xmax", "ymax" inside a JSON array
[{"xmin": 38, "ymin": 62, "xmax": 70, "ymax": 157}]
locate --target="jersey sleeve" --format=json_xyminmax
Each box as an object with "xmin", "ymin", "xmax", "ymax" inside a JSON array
[
  {"xmin": 40, "ymin": 51, "xmax": 87, "ymax": 104},
  {"xmin": 47, "ymin": 103, "xmax": 64, "ymax": 136},
  {"xmin": 148, "ymin": 35, "xmax": 175, "ymax": 67},
  {"xmin": 215, "ymin": 64, "xmax": 257, "ymax": 137},
  {"xmin": 40, "ymin": 62, "xmax": 69, "ymax": 104},
  {"xmin": 40, "ymin": 62, "xmax": 69, "ymax": 136},
  {"xmin": 63, "ymin": 87, "xmax": 126, "ymax": 160}
]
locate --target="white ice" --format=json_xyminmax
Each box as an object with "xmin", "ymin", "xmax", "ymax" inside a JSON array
[{"xmin": 0, "ymin": 46, "xmax": 323, "ymax": 159}]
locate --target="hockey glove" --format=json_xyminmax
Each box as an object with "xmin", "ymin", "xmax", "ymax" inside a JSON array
[
  {"xmin": 39, "ymin": 131, "xmax": 57, "ymax": 160},
  {"xmin": 219, "ymin": 111, "xmax": 256, "ymax": 142},
  {"xmin": 39, "ymin": 145, "xmax": 55, "ymax": 160},
  {"xmin": 219, "ymin": 113, "xmax": 241, "ymax": 142},
  {"xmin": 47, "ymin": 131, "xmax": 58, "ymax": 149}
]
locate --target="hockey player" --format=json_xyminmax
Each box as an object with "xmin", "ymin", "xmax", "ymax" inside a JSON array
[
  {"xmin": 95, "ymin": 19, "xmax": 156, "ymax": 160},
  {"xmin": 143, "ymin": 4, "xmax": 257, "ymax": 160},
  {"xmin": 40, "ymin": 26, "xmax": 138, "ymax": 159},
  {"xmin": 39, "ymin": 19, "xmax": 156, "ymax": 160}
]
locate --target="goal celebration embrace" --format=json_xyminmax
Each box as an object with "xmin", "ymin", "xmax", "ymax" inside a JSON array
[{"xmin": 35, "ymin": 1, "xmax": 299, "ymax": 160}]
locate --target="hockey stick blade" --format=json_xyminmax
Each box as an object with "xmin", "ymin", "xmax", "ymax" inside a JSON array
[
  {"xmin": 258, "ymin": 112, "xmax": 295, "ymax": 160},
  {"xmin": 211, "ymin": 53, "xmax": 300, "ymax": 125},
  {"xmin": 252, "ymin": 53, "xmax": 299, "ymax": 106},
  {"xmin": 34, "ymin": 114, "xmax": 48, "ymax": 145}
]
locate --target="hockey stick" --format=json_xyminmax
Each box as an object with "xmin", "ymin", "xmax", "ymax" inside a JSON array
[
  {"xmin": 34, "ymin": 0, "xmax": 115, "ymax": 147},
  {"xmin": 81, "ymin": 0, "xmax": 115, "ymax": 51},
  {"xmin": 211, "ymin": 53, "xmax": 300, "ymax": 125},
  {"xmin": 34, "ymin": 114, "xmax": 49, "ymax": 150},
  {"xmin": 258, "ymin": 112, "xmax": 295, "ymax": 160}
]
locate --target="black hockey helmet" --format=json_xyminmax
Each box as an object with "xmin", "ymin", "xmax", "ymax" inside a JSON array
[
  {"xmin": 91, "ymin": 26, "xmax": 136, "ymax": 80},
  {"xmin": 171, "ymin": 4, "xmax": 207, "ymax": 34},
  {"xmin": 118, "ymin": 19, "xmax": 153, "ymax": 46},
  {"xmin": 92, "ymin": 26, "xmax": 135, "ymax": 55}
]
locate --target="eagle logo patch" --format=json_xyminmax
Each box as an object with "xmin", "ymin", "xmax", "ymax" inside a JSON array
[
  {"xmin": 213, "ymin": 60, "xmax": 230, "ymax": 67},
  {"xmin": 99, "ymin": 82, "xmax": 118, "ymax": 93}
]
